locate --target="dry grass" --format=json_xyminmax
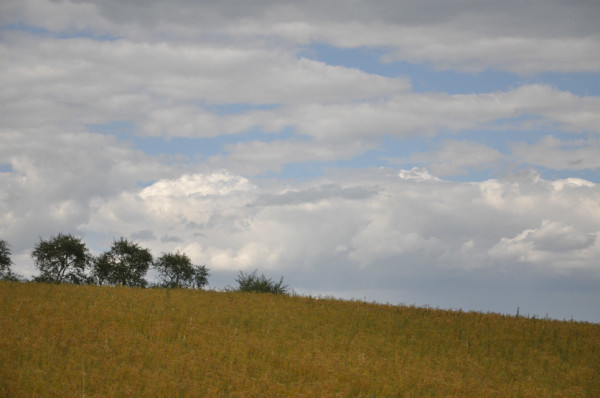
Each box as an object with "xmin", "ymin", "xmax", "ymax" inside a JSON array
[{"xmin": 1, "ymin": 281, "xmax": 598, "ymax": 397}]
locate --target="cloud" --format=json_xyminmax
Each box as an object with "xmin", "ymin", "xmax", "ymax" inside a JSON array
[
  {"xmin": 283, "ymin": 85, "xmax": 600, "ymax": 142},
  {"xmin": 0, "ymin": 35, "xmax": 409, "ymax": 126},
  {"xmin": 253, "ymin": 184, "xmax": 376, "ymax": 207},
  {"xmin": 1, "ymin": 0, "xmax": 599, "ymax": 321},
  {"xmin": 140, "ymin": 172, "xmax": 255, "ymax": 198},
  {"xmin": 160, "ymin": 235, "xmax": 182, "ymax": 243},
  {"xmin": 130, "ymin": 229, "xmax": 156, "ymax": 241},
  {"xmin": 0, "ymin": 130, "xmax": 171, "ymax": 251},
  {"xmin": 78, "ymin": 169, "xmax": 600, "ymax": 280},
  {"xmin": 207, "ymin": 138, "xmax": 376, "ymax": 175},
  {"xmin": 3, "ymin": 0, "xmax": 599, "ymax": 74},
  {"xmin": 512, "ymin": 135, "xmax": 600, "ymax": 170},
  {"xmin": 489, "ymin": 220, "xmax": 599, "ymax": 272},
  {"xmin": 397, "ymin": 167, "xmax": 440, "ymax": 181},
  {"xmin": 402, "ymin": 141, "xmax": 504, "ymax": 177},
  {"xmin": 194, "ymin": 85, "xmax": 600, "ymax": 175}
]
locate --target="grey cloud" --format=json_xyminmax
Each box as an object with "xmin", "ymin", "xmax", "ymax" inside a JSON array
[
  {"xmin": 285, "ymin": 85, "xmax": 600, "ymax": 143},
  {"xmin": 0, "ymin": 130, "xmax": 174, "ymax": 254},
  {"xmin": 11, "ymin": 1, "xmax": 599, "ymax": 41},
  {"xmin": 200, "ymin": 85, "xmax": 600, "ymax": 176},
  {"xmin": 529, "ymin": 224, "xmax": 596, "ymax": 253},
  {"xmin": 160, "ymin": 234, "xmax": 182, "ymax": 243},
  {"xmin": 511, "ymin": 136, "xmax": 600, "ymax": 170},
  {"xmin": 209, "ymin": 139, "xmax": 375, "ymax": 175},
  {"xmin": 0, "ymin": 35, "xmax": 409, "ymax": 142},
  {"xmin": 400, "ymin": 140, "xmax": 504, "ymax": 177},
  {"xmin": 488, "ymin": 224, "xmax": 599, "ymax": 274},
  {"xmin": 130, "ymin": 229, "xmax": 156, "ymax": 241},
  {"xmin": 5, "ymin": 0, "xmax": 598, "ymax": 73}
]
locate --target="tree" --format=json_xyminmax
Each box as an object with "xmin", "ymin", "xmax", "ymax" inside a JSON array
[
  {"xmin": 154, "ymin": 252, "xmax": 209, "ymax": 289},
  {"xmin": 233, "ymin": 269, "xmax": 288, "ymax": 294},
  {"xmin": 0, "ymin": 239, "xmax": 12, "ymax": 275},
  {"xmin": 31, "ymin": 233, "xmax": 90, "ymax": 284},
  {"xmin": 92, "ymin": 238, "xmax": 152, "ymax": 287},
  {"xmin": 0, "ymin": 239, "xmax": 19, "ymax": 281}
]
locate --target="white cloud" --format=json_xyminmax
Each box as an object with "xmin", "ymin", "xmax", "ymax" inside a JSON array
[
  {"xmin": 77, "ymin": 169, "xmax": 600, "ymax": 281},
  {"xmin": 397, "ymin": 167, "xmax": 440, "ymax": 181},
  {"xmin": 140, "ymin": 172, "xmax": 254, "ymax": 199}
]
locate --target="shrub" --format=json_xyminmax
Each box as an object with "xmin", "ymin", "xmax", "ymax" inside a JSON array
[{"xmin": 234, "ymin": 269, "xmax": 288, "ymax": 294}]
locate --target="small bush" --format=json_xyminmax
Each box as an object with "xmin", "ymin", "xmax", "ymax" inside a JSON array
[{"xmin": 234, "ymin": 270, "xmax": 288, "ymax": 294}]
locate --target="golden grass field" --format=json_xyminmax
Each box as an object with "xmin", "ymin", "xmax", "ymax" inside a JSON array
[{"xmin": 1, "ymin": 281, "xmax": 598, "ymax": 397}]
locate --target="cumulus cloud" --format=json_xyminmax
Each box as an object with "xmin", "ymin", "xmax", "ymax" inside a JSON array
[
  {"xmin": 140, "ymin": 172, "xmax": 255, "ymax": 198},
  {"xmin": 79, "ymin": 169, "xmax": 600, "ymax": 280},
  {"xmin": 489, "ymin": 220, "xmax": 599, "ymax": 272}
]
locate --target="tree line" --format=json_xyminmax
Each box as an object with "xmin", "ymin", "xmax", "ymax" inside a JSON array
[
  {"xmin": 1, "ymin": 234, "xmax": 289, "ymax": 294},
  {"xmin": 0, "ymin": 234, "xmax": 208, "ymax": 289}
]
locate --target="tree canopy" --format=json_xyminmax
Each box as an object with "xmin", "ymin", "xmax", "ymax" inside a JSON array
[
  {"xmin": 92, "ymin": 238, "xmax": 152, "ymax": 287},
  {"xmin": 0, "ymin": 239, "xmax": 12, "ymax": 273},
  {"xmin": 154, "ymin": 252, "xmax": 209, "ymax": 289},
  {"xmin": 31, "ymin": 233, "xmax": 90, "ymax": 284},
  {"xmin": 0, "ymin": 239, "xmax": 19, "ymax": 281}
]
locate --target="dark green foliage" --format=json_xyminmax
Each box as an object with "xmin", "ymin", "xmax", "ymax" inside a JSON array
[
  {"xmin": 154, "ymin": 252, "xmax": 209, "ymax": 289},
  {"xmin": 0, "ymin": 240, "xmax": 11, "ymax": 270},
  {"xmin": 0, "ymin": 239, "xmax": 21, "ymax": 281},
  {"xmin": 92, "ymin": 238, "xmax": 152, "ymax": 287},
  {"xmin": 234, "ymin": 269, "xmax": 288, "ymax": 294},
  {"xmin": 0, "ymin": 239, "xmax": 13, "ymax": 277},
  {"xmin": 31, "ymin": 233, "xmax": 90, "ymax": 284}
]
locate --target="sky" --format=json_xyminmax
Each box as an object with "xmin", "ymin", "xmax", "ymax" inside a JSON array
[{"xmin": 1, "ymin": 0, "xmax": 599, "ymax": 322}]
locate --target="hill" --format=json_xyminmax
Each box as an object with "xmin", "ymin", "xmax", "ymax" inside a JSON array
[{"xmin": 1, "ymin": 281, "xmax": 598, "ymax": 396}]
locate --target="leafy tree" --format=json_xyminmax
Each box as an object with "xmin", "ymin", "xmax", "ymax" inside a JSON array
[
  {"xmin": 0, "ymin": 239, "xmax": 12, "ymax": 275},
  {"xmin": 234, "ymin": 269, "xmax": 288, "ymax": 294},
  {"xmin": 0, "ymin": 239, "xmax": 20, "ymax": 281},
  {"xmin": 92, "ymin": 238, "xmax": 152, "ymax": 287},
  {"xmin": 154, "ymin": 252, "xmax": 209, "ymax": 289},
  {"xmin": 31, "ymin": 233, "xmax": 90, "ymax": 284}
]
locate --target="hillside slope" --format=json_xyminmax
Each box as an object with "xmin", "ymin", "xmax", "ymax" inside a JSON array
[{"xmin": 1, "ymin": 281, "xmax": 598, "ymax": 397}]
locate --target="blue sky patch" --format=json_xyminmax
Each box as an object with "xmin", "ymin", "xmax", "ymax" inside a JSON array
[
  {"xmin": 0, "ymin": 163, "xmax": 13, "ymax": 173},
  {"xmin": 303, "ymin": 42, "xmax": 600, "ymax": 96}
]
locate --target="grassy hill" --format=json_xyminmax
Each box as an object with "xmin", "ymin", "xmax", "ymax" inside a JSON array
[{"xmin": 1, "ymin": 281, "xmax": 598, "ymax": 397}]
